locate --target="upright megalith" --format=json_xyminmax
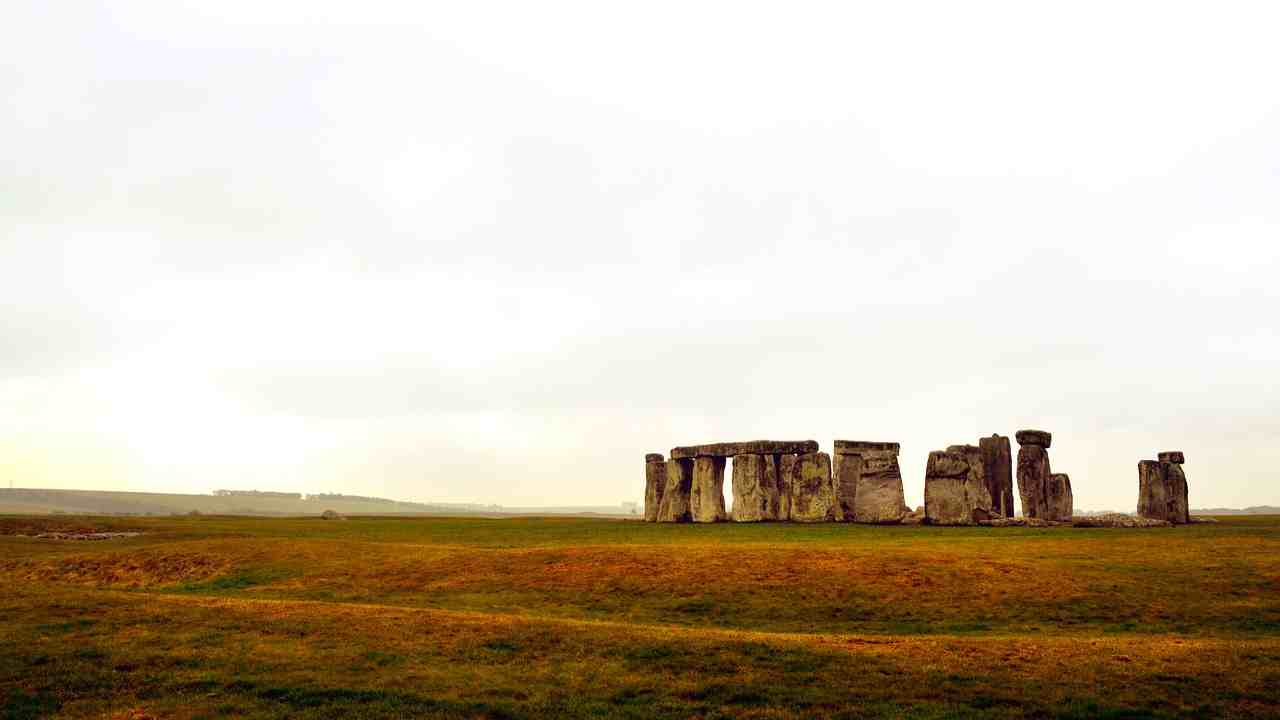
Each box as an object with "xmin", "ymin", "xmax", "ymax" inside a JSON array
[
  {"xmin": 784, "ymin": 452, "xmax": 839, "ymax": 522},
  {"xmin": 978, "ymin": 435, "xmax": 1015, "ymax": 518},
  {"xmin": 643, "ymin": 454, "xmax": 666, "ymax": 522},
  {"xmin": 731, "ymin": 454, "xmax": 783, "ymax": 522},
  {"xmin": 657, "ymin": 458, "xmax": 694, "ymax": 523},
  {"xmin": 832, "ymin": 441, "xmax": 907, "ymax": 524},
  {"xmin": 1161, "ymin": 452, "xmax": 1190, "ymax": 525},
  {"xmin": 1016, "ymin": 430, "xmax": 1053, "ymax": 519},
  {"xmin": 1047, "ymin": 473, "xmax": 1073, "ymax": 521},
  {"xmin": 924, "ymin": 447, "xmax": 993, "ymax": 525},
  {"xmin": 1139, "ymin": 452, "xmax": 1189, "ymax": 524},
  {"xmin": 1136, "ymin": 460, "xmax": 1167, "ymax": 521},
  {"xmin": 690, "ymin": 456, "xmax": 728, "ymax": 522}
]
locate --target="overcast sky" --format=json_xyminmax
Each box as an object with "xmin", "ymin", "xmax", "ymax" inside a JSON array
[{"xmin": 3, "ymin": 1, "xmax": 1278, "ymax": 511}]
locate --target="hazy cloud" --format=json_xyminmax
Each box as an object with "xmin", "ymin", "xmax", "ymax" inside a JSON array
[{"xmin": 2, "ymin": 1, "xmax": 1278, "ymax": 509}]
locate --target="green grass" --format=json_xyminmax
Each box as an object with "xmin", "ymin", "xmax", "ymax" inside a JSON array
[{"xmin": 1, "ymin": 514, "xmax": 1279, "ymax": 718}]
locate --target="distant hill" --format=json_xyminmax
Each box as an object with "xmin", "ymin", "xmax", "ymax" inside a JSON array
[
  {"xmin": 0, "ymin": 488, "xmax": 638, "ymax": 518},
  {"xmin": 1191, "ymin": 506, "xmax": 1280, "ymax": 515}
]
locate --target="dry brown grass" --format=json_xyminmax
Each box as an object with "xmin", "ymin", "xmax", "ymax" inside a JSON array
[{"xmin": 2, "ymin": 514, "xmax": 1278, "ymax": 718}]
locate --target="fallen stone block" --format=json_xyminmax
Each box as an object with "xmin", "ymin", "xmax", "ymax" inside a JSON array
[
  {"xmin": 901, "ymin": 506, "xmax": 926, "ymax": 524},
  {"xmin": 981, "ymin": 516, "xmax": 1027, "ymax": 527},
  {"xmin": 1072, "ymin": 513, "xmax": 1172, "ymax": 528}
]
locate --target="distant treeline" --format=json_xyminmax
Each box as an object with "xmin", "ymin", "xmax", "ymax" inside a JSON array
[
  {"xmin": 308, "ymin": 493, "xmax": 397, "ymax": 504},
  {"xmin": 212, "ymin": 490, "xmax": 303, "ymax": 499}
]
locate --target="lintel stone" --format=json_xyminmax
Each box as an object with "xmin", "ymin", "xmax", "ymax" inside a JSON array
[
  {"xmin": 670, "ymin": 440, "xmax": 819, "ymax": 460},
  {"xmin": 833, "ymin": 440, "xmax": 900, "ymax": 455},
  {"xmin": 1015, "ymin": 429, "xmax": 1052, "ymax": 448}
]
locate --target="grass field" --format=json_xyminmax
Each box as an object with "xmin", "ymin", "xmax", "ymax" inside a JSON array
[{"xmin": 2, "ymin": 515, "xmax": 1278, "ymax": 719}]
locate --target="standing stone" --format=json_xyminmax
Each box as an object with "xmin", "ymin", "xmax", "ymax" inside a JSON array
[
  {"xmin": 643, "ymin": 453, "xmax": 666, "ymax": 522},
  {"xmin": 731, "ymin": 454, "xmax": 782, "ymax": 522},
  {"xmin": 1137, "ymin": 453, "xmax": 1190, "ymax": 525},
  {"xmin": 785, "ymin": 452, "xmax": 840, "ymax": 522},
  {"xmin": 1136, "ymin": 460, "xmax": 1168, "ymax": 520},
  {"xmin": 832, "ymin": 441, "xmax": 907, "ymax": 524},
  {"xmin": 1160, "ymin": 451, "xmax": 1190, "ymax": 525},
  {"xmin": 1016, "ymin": 430, "xmax": 1052, "ymax": 519},
  {"xmin": 657, "ymin": 458, "xmax": 694, "ymax": 523},
  {"xmin": 832, "ymin": 452, "xmax": 861, "ymax": 521},
  {"xmin": 947, "ymin": 444, "xmax": 994, "ymax": 520},
  {"xmin": 979, "ymin": 435, "xmax": 1015, "ymax": 518},
  {"xmin": 690, "ymin": 456, "xmax": 727, "ymax": 522},
  {"xmin": 1047, "ymin": 473, "xmax": 1073, "ymax": 521},
  {"xmin": 776, "ymin": 454, "xmax": 794, "ymax": 521},
  {"xmin": 925, "ymin": 449, "xmax": 992, "ymax": 525}
]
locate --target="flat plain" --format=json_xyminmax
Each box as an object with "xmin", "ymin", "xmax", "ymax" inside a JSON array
[{"xmin": 1, "ymin": 515, "xmax": 1278, "ymax": 719}]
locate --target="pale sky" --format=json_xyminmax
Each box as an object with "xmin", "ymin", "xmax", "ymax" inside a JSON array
[{"xmin": 2, "ymin": 1, "xmax": 1278, "ymax": 511}]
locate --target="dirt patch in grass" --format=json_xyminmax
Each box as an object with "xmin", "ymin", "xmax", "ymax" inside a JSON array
[
  {"xmin": 0, "ymin": 549, "xmax": 233, "ymax": 589},
  {"xmin": 0, "ymin": 517, "xmax": 142, "ymax": 537}
]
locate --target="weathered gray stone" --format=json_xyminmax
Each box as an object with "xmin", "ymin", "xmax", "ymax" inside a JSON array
[
  {"xmin": 832, "ymin": 441, "xmax": 908, "ymax": 524},
  {"xmin": 656, "ymin": 458, "xmax": 693, "ymax": 523},
  {"xmin": 1136, "ymin": 460, "xmax": 1168, "ymax": 521},
  {"xmin": 731, "ymin": 454, "xmax": 783, "ymax": 522},
  {"xmin": 983, "ymin": 516, "xmax": 1027, "ymax": 527},
  {"xmin": 856, "ymin": 451, "xmax": 908, "ymax": 524},
  {"xmin": 784, "ymin": 452, "xmax": 839, "ymax": 522},
  {"xmin": 979, "ymin": 434, "xmax": 1015, "ymax": 518},
  {"xmin": 670, "ymin": 440, "xmax": 819, "ymax": 460},
  {"xmin": 1138, "ymin": 456, "xmax": 1190, "ymax": 525},
  {"xmin": 776, "ymin": 454, "xmax": 793, "ymax": 520},
  {"xmin": 1016, "ymin": 435, "xmax": 1052, "ymax": 519},
  {"xmin": 833, "ymin": 440, "xmax": 900, "ymax": 455},
  {"xmin": 924, "ymin": 449, "xmax": 992, "ymax": 525},
  {"xmin": 1158, "ymin": 451, "xmax": 1185, "ymax": 464},
  {"xmin": 690, "ymin": 456, "xmax": 727, "ymax": 522},
  {"xmin": 1073, "ymin": 513, "xmax": 1171, "ymax": 528},
  {"xmin": 1165, "ymin": 462, "xmax": 1190, "ymax": 525},
  {"xmin": 1015, "ymin": 429, "xmax": 1052, "ymax": 448},
  {"xmin": 1047, "ymin": 473, "xmax": 1073, "ymax": 521},
  {"xmin": 832, "ymin": 452, "xmax": 860, "ymax": 520},
  {"xmin": 643, "ymin": 454, "xmax": 666, "ymax": 522}
]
